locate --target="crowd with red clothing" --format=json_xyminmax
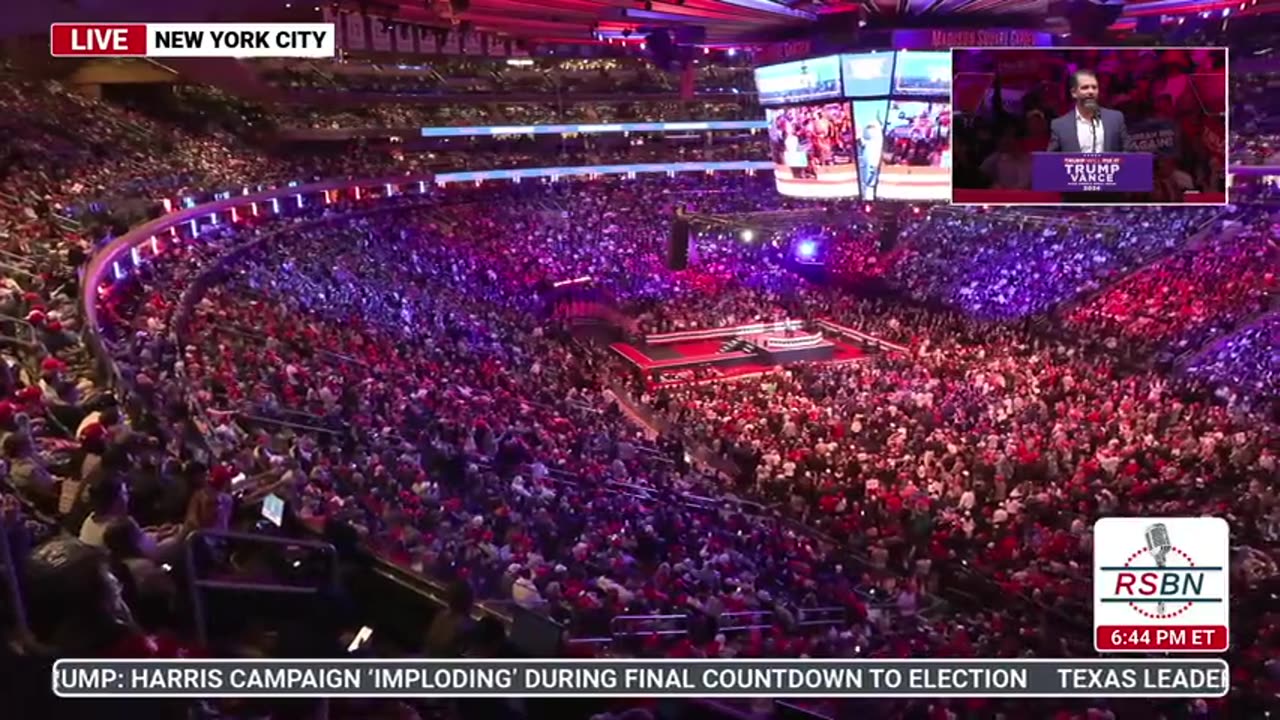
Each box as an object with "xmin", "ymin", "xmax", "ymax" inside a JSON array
[
  {"xmin": 885, "ymin": 206, "xmax": 1222, "ymax": 320},
  {"xmin": 80, "ymin": 167, "xmax": 1278, "ymax": 720},
  {"xmin": 1065, "ymin": 208, "xmax": 1278, "ymax": 361}
]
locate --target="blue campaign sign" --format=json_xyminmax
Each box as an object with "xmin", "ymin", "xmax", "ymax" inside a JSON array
[
  {"xmin": 754, "ymin": 55, "xmax": 843, "ymax": 105},
  {"xmin": 419, "ymin": 121, "xmax": 766, "ymax": 137},
  {"xmin": 1031, "ymin": 152, "xmax": 1154, "ymax": 193},
  {"xmin": 892, "ymin": 51, "xmax": 951, "ymax": 96},
  {"xmin": 1127, "ymin": 119, "xmax": 1179, "ymax": 156},
  {"xmin": 841, "ymin": 52, "xmax": 894, "ymax": 98}
]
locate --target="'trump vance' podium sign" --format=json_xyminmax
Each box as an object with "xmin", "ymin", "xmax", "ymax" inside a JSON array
[{"xmin": 1032, "ymin": 152, "xmax": 1153, "ymax": 193}]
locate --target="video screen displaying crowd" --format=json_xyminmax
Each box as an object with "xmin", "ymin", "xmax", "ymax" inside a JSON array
[
  {"xmin": 880, "ymin": 100, "xmax": 951, "ymax": 170},
  {"xmin": 766, "ymin": 104, "xmax": 855, "ymax": 174},
  {"xmin": 0, "ymin": 33, "xmax": 1276, "ymax": 720}
]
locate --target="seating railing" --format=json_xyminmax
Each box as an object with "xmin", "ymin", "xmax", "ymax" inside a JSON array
[
  {"xmin": 794, "ymin": 606, "xmax": 849, "ymax": 628},
  {"xmin": 609, "ymin": 613, "xmax": 690, "ymax": 638},
  {"xmin": 717, "ymin": 610, "xmax": 774, "ymax": 633},
  {"xmin": 184, "ymin": 529, "xmax": 338, "ymax": 647}
]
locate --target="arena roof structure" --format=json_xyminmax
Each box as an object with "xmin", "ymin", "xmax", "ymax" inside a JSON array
[
  {"xmin": 8, "ymin": 0, "xmax": 1279, "ymax": 43},
  {"xmin": 362, "ymin": 0, "xmax": 1279, "ymax": 42}
]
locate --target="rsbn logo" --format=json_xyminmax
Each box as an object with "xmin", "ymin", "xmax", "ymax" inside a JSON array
[
  {"xmin": 1093, "ymin": 517, "xmax": 1230, "ymax": 652},
  {"xmin": 1101, "ymin": 522, "xmax": 1224, "ymax": 619}
]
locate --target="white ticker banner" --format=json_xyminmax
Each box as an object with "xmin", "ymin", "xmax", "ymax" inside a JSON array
[{"xmin": 53, "ymin": 658, "xmax": 1229, "ymax": 698}]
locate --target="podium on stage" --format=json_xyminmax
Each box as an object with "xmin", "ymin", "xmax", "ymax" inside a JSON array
[{"xmin": 1031, "ymin": 152, "xmax": 1154, "ymax": 194}]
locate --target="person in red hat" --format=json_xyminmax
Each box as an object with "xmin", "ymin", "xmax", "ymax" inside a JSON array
[
  {"xmin": 16, "ymin": 385, "xmax": 42, "ymax": 404},
  {"xmin": 57, "ymin": 421, "xmax": 110, "ymax": 520}
]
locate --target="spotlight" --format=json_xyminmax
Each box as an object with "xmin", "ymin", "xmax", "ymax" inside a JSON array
[
  {"xmin": 797, "ymin": 241, "xmax": 817, "ymax": 259},
  {"xmin": 741, "ymin": 229, "xmax": 755, "ymax": 242}
]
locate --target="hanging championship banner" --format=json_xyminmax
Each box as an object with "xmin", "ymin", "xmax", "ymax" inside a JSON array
[
  {"xmin": 441, "ymin": 28, "xmax": 461, "ymax": 55},
  {"xmin": 344, "ymin": 12, "xmax": 368, "ymax": 51},
  {"xmin": 370, "ymin": 16, "xmax": 394, "ymax": 52}
]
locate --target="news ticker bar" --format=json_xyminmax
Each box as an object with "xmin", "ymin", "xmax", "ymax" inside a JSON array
[
  {"xmin": 419, "ymin": 121, "xmax": 767, "ymax": 137},
  {"xmin": 54, "ymin": 659, "xmax": 1229, "ymax": 698},
  {"xmin": 51, "ymin": 23, "xmax": 335, "ymax": 58}
]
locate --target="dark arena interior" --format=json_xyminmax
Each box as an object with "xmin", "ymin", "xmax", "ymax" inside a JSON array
[{"xmin": 0, "ymin": 0, "xmax": 1278, "ymax": 718}]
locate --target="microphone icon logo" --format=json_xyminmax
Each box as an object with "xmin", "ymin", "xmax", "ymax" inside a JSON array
[{"xmin": 1145, "ymin": 523, "xmax": 1172, "ymax": 614}]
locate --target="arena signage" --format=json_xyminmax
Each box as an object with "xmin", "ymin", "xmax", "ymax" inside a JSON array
[{"xmin": 892, "ymin": 29, "xmax": 1053, "ymax": 50}]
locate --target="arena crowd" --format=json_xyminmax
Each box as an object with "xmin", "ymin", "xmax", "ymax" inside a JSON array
[{"xmin": 0, "ymin": 37, "xmax": 1275, "ymax": 720}]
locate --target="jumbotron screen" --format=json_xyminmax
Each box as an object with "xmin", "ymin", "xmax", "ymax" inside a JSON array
[
  {"xmin": 765, "ymin": 102, "xmax": 860, "ymax": 198},
  {"xmin": 754, "ymin": 51, "xmax": 953, "ymax": 200},
  {"xmin": 753, "ymin": 55, "xmax": 844, "ymax": 106},
  {"xmin": 855, "ymin": 98, "xmax": 952, "ymax": 201}
]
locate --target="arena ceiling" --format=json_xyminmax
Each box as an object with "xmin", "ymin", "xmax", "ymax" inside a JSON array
[
  {"xmin": 8, "ymin": 0, "xmax": 1278, "ymax": 45},
  {"xmin": 388, "ymin": 0, "xmax": 1278, "ymax": 44}
]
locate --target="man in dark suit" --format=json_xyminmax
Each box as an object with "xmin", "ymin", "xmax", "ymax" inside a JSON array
[{"xmin": 1046, "ymin": 69, "xmax": 1134, "ymax": 154}]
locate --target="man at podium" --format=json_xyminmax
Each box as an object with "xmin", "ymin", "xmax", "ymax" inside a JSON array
[{"xmin": 1046, "ymin": 69, "xmax": 1135, "ymax": 154}]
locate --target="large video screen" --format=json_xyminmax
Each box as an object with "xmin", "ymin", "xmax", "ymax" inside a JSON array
[
  {"xmin": 851, "ymin": 99, "xmax": 888, "ymax": 200},
  {"xmin": 766, "ymin": 102, "xmax": 860, "ymax": 198},
  {"xmin": 950, "ymin": 47, "xmax": 1228, "ymax": 205},
  {"xmin": 754, "ymin": 55, "xmax": 843, "ymax": 106},
  {"xmin": 841, "ymin": 52, "xmax": 894, "ymax": 98},
  {"xmin": 892, "ymin": 51, "xmax": 950, "ymax": 96},
  {"xmin": 865, "ymin": 99, "xmax": 952, "ymax": 200}
]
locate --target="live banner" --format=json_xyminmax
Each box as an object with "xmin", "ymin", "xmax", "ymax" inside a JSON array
[
  {"xmin": 1031, "ymin": 152, "xmax": 1154, "ymax": 193},
  {"xmin": 54, "ymin": 658, "xmax": 1228, "ymax": 698}
]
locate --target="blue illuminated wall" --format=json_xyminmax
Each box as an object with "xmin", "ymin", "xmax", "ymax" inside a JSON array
[{"xmin": 419, "ymin": 121, "xmax": 766, "ymax": 137}]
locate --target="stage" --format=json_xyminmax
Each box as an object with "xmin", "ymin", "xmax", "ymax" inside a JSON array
[{"xmin": 611, "ymin": 321, "xmax": 866, "ymax": 386}]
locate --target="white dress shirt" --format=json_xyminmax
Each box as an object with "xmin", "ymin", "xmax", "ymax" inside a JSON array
[{"xmin": 1075, "ymin": 109, "xmax": 1105, "ymax": 153}]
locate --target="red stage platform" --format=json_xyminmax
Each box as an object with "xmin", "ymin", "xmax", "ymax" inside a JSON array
[{"xmin": 611, "ymin": 321, "xmax": 868, "ymax": 386}]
